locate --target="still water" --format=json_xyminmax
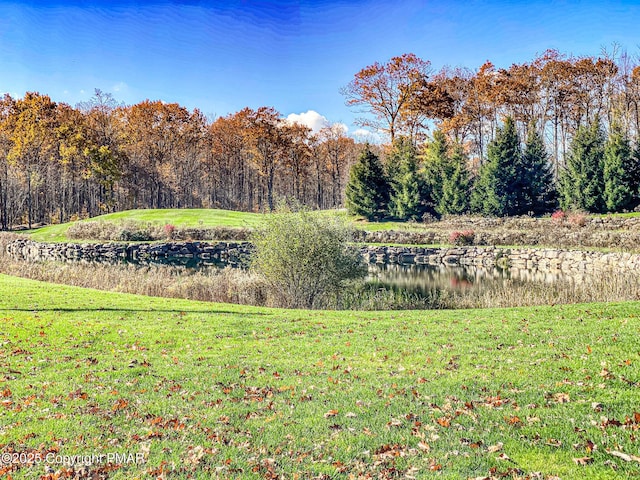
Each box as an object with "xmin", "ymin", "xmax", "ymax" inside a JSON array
[
  {"xmin": 367, "ymin": 262, "xmax": 574, "ymax": 296},
  {"xmin": 117, "ymin": 255, "xmax": 576, "ymax": 297}
]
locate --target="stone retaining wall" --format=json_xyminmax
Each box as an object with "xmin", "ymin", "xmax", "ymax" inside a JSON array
[
  {"xmin": 360, "ymin": 245, "xmax": 640, "ymax": 274},
  {"xmin": 5, "ymin": 239, "xmax": 252, "ymax": 267},
  {"xmin": 5, "ymin": 240, "xmax": 640, "ymax": 275}
]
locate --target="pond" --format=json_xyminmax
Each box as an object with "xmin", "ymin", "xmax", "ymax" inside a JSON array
[
  {"xmin": 367, "ymin": 262, "xmax": 575, "ymax": 296},
  {"xmin": 105, "ymin": 255, "xmax": 578, "ymax": 299}
]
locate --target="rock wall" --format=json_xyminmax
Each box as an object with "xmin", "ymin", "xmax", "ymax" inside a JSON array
[
  {"xmin": 5, "ymin": 239, "xmax": 252, "ymax": 267},
  {"xmin": 5, "ymin": 239, "xmax": 640, "ymax": 275},
  {"xmin": 360, "ymin": 245, "xmax": 640, "ymax": 275}
]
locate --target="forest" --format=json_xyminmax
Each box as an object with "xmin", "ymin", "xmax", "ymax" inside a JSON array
[{"xmin": 2, "ymin": 47, "xmax": 640, "ymax": 229}]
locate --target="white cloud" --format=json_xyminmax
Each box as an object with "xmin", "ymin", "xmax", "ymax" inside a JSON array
[
  {"xmin": 112, "ymin": 82, "xmax": 128, "ymax": 93},
  {"xmin": 286, "ymin": 110, "xmax": 330, "ymax": 134},
  {"xmin": 352, "ymin": 128, "xmax": 382, "ymax": 142}
]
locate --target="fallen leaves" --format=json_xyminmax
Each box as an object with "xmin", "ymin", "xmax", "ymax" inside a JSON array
[
  {"xmin": 607, "ymin": 450, "xmax": 640, "ymax": 463},
  {"xmin": 504, "ymin": 415, "xmax": 522, "ymax": 427},
  {"xmin": 111, "ymin": 398, "xmax": 128, "ymax": 412},
  {"xmin": 417, "ymin": 441, "xmax": 430, "ymax": 452},
  {"xmin": 487, "ymin": 442, "xmax": 503, "ymax": 453},
  {"xmin": 436, "ymin": 417, "xmax": 450, "ymax": 428},
  {"xmin": 552, "ymin": 392, "xmax": 570, "ymax": 403}
]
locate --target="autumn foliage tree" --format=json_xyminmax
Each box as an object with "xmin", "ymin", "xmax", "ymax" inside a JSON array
[
  {"xmin": 4, "ymin": 45, "xmax": 640, "ymax": 229},
  {"xmin": 342, "ymin": 53, "xmax": 431, "ymax": 143},
  {"xmin": 6, "ymin": 93, "xmax": 60, "ymax": 228}
]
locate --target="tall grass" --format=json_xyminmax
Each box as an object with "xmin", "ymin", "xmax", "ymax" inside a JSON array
[
  {"xmin": 65, "ymin": 220, "xmax": 250, "ymax": 241},
  {"xmin": 438, "ymin": 273, "xmax": 640, "ymax": 308},
  {"xmin": 1, "ymin": 256, "xmax": 639, "ymax": 310}
]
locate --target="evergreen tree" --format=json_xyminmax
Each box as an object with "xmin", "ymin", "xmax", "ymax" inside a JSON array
[
  {"xmin": 559, "ymin": 119, "xmax": 606, "ymax": 213},
  {"xmin": 438, "ymin": 143, "xmax": 471, "ymax": 215},
  {"xmin": 521, "ymin": 126, "xmax": 557, "ymax": 215},
  {"xmin": 631, "ymin": 143, "xmax": 640, "ymax": 207},
  {"xmin": 471, "ymin": 117, "xmax": 521, "ymax": 216},
  {"xmin": 345, "ymin": 146, "xmax": 389, "ymax": 220},
  {"xmin": 387, "ymin": 137, "xmax": 428, "ymax": 220},
  {"xmin": 423, "ymin": 130, "xmax": 449, "ymax": 211},
  {"xmin": 603, "ymin": 124, "xmax": 634, "ymax": 212}
]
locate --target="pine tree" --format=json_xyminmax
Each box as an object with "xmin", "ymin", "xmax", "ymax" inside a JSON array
[
  {"xmin": 631, "ymin": 144, "xmax": 640, "ymax": 207},
  {"xmin": 345, "ymin": 146, "xmax": 389, "ymax": 220},
  {"xmin": 423, "ymin": 130, "xmax": 449, "ymax": 210},
  {"xmin": 387, "ymin": 137, "xmax": 428, "ymax": 220},
  {"xmin": 438, "ymin": 143, "xmax": 471, "ymax": 215},
  {"xmin": 559, "ymin": 119, "xmax": 606, "ymax": 213},
  {"xmin": 603, "ymin": 124, "xmax": 634, "ymax": 212},
  {"xmin": 521, "ymin": 126, "xmax": 557, "ymax": 215},
  {"xmin": 471, "ymin": 117, "xmax": 521, "ymax": 216}
]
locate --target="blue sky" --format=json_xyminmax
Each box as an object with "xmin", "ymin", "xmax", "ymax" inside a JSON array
[{"xmin": 1, "ymin": 0, "xmax": 639, "ymax": 135}]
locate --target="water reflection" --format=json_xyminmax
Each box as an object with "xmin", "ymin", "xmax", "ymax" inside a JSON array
[
  {"xmin": 368, "ymin": 263, "xmax": 576, "ymax": 296},
  {"xmin": 24, "ymin": 251, "xmax": 585, "ymax": 297}
]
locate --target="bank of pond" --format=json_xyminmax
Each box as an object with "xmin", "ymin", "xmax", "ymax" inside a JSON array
[{"xmin": 4, "ymin": 238, "xmax": 640, "ymax": 310}]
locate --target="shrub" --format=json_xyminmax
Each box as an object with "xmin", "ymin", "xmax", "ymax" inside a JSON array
[
  {"xmin": 449, "ymin": 230, "xmax": 475, "ymax": 246},
  {"xmin": 567, "ymin": 211, "xmax": 587, "ymax": 228},
  {"xmin": 117, "ymin": 227, "xmax": 152, "ymax": 242},
  {"xmin": 250, "ymin": 206, "xmax": 366, "ymax": 309},
  {"xmin": 551, "ymin": 210, "xmax": 566, "ymax": 224},
  {"xmin": 66, "ymin": 221, "xmax": 251, "ymax": 242},
  {"xmin": 164, "ymin": 224, "xmax": 176, "ymax": 240}
]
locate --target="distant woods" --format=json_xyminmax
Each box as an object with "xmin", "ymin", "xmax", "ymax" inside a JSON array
[
  {"xmin": 0, "ymin": 92, "xmax": 361, "ymax": 229},
  {"xmin": 3, "ymin": 46, "xmax": 640, "ymax": 229}
]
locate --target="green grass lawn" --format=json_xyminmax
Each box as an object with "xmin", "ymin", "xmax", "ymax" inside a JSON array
[
  {"xmin": 1, "ymin": 274, "xmax": 639, "ymax": 479},
  {"xmin": 25, "ymin": 208, "xmax": 422, "ymax": 243},
  {"xmin": 26, "ymin": 209, "xmax": 266, "ymax": 242}
]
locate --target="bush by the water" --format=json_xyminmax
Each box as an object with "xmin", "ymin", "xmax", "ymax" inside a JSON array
[
  {"xmin": 449, "ymin": 229, "xmax": 475, "ymax": 246},
  {"xmin": 250, "ymin": 207, "xmax": 366, "ymax": 308}
]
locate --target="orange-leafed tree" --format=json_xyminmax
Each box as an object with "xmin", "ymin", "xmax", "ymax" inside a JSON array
[
  {"xmin": 206, "ymin": 109, "xmax": 255, "ymax": 210},
  {"xmin": 342, "ymin": 53, "xmax": 431, "ymax": 143},
  {"xmin": 6, "ymin": 92, "xmax": 60, "ymax": 228},
  {"xmin": 318, "ymin": 123, "xmax": 357, "ymax": 207},
  {"xmin": 121, "ymin": 100, "xmax": 203, "ymax": 208},
  {"xmin": 243, "ymin": 106, "xmax": 285, "ymax": 211},
  {"xmin": 281, "ymin": 121, "xmax": 312, "ymax": 203},
  {"xmin": 0, "ymin": 94, "xmax": 15, "ymax": 230}
]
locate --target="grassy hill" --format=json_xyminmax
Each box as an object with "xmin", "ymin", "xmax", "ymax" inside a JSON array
[
  {"xmin": 20, "ymin": 208, "xmax": 640, "ymax": 251},
  {"xmin": 25, "ymin": 208, "xmax": 422, "ymax": 243},
  {"xmin": 26, "ymin": 209, "xmax": 267, "ymax": 242},
  {"xmin": 1, "ymin": 273, "xmax": 638, "ymax": 479}
]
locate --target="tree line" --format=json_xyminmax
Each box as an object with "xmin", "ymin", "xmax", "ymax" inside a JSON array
[
  {"xmin": 3, "ymin": 46, "xmax": 640, "ymax": 229},
  {"xmin": 343, "ymin": 47, "xmax": 640, "ymax": 168},
  {"xmin": 0, "ymin": 91, "xmax": 361, "ymax": 229},
  {"xmin": 346, "ymin": 117, "xmax": 640, "ymax": 220},
  {"xmin": 341, "ymin": 47, "xmax": 640, "ymax": 219}
]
